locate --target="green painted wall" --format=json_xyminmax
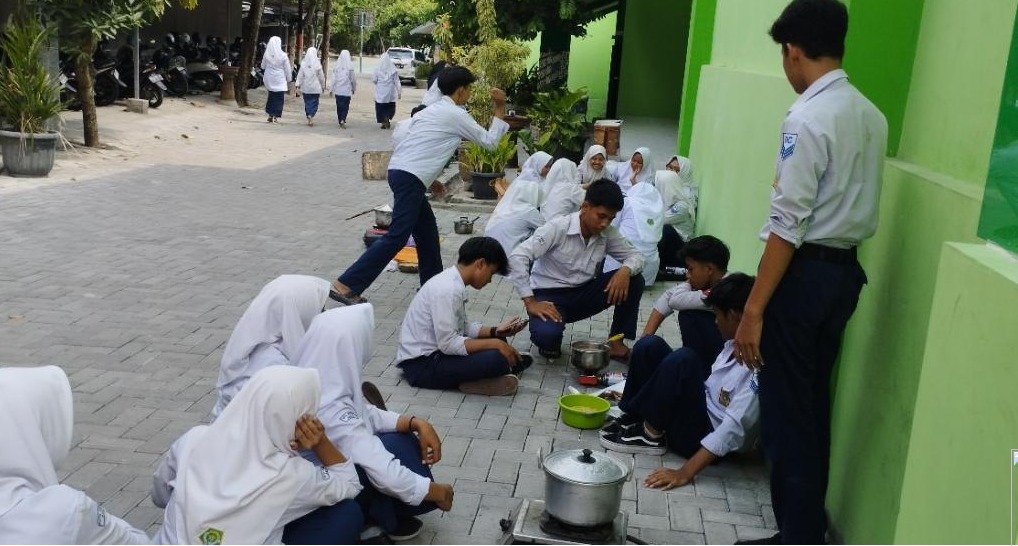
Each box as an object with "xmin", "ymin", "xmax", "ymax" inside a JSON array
[
  {"xmin": 686, "ymin": 0, "xmax": 1016, "ymax": 542},
  {"xmin": 841, "ymin": 0, "xmax": 924, "ymax": 156},
  {"xmin": 567, "ymin": 13, "xmax": 616, "ymax": 119},
  {"xmin": 893, "ymin": 243, "xmax": 1018, "ymax": 544},
  {"xmin": 980, "ymin": 8, "xmax": 1018, "ymax": 254},
  {"xmin": 616, "ymin": 0, "xmax": 692, "ymax": 120},
  {"xmin": 678, "ymin": 0, "xmax": 717, "ymax": 156}
]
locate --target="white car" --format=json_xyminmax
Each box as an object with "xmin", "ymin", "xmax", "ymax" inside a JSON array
[{"xmin": 386, "ymin": 47, "xmax": 427, "ymax": 83}]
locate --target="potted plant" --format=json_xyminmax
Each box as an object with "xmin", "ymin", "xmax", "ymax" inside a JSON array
[
  {"xmin": 529, "ymin": 87, "xmax": 589, "ymax": 163},
  {"xmin": 462, "ymin": 133, "xmax": 516, "ymax": 200},
  {"xmin": 0, "ymin": 15, "xmax": 64, "ymax": 177},
  {"xmin": 414, "ymin": 61, "xmax": 432, "ymax": 89}
]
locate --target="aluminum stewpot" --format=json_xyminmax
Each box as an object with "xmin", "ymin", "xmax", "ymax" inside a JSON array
[{"xmin": 538, "ymin": 447, "xmax": 632, "ymax": 527}]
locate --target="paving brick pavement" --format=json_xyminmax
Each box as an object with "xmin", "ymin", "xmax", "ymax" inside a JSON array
[{"xmin": 0, "ymin": 83, "xmax": 777, "ymax": 543}]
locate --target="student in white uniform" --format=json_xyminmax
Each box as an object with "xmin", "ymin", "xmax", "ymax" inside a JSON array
[
  {"xmin": 509, "ymin": 180, "xmax": 645, "ymax": 361},
  {"xmin": 372, "ymin": 53, "xmax": 401, "ymax": 129},
  {"xmin": 614, "ymin": 147, "xmax": 654, "ymax": 193},
  {"xmin": 0, "ymin": 366, "xmax": 149, "ymax": 544},
  {"xmin": 212, "ymin": 274, "xmax": 330, "ymax": 419},
  {"xmin": 578, "ymin": 144, "xmax": 617, "ymax": 186},
  {"xmin": 519, "ymin": 151, "xmax": 554, "ymax": 188},
  {"xmin": 639, "ymin": 235, "xmax": 731, "ymax": 371},
  {"xmin": 603, "ymin": 174, "xmax": 664, "ymax": 285},
  {"xmin": 294, "ymin": 305, "xmax": 455, "ymax": 541},
  {"xmin": 485, "ymin": 174, "xmax": 545, "ymax": 256},
  {"xmin": 733, "ymin": 1, "xmax": 887, "ymax": 543},
  {"xmin": 540, "ymin": 158, "xmax": 586, "ymax": 221},
  {"xmin": 329, "ymin": 50, "xmax": 356, "ymax": 128},
  {"xmin": 295, "ymin": 47, "xmax": 326, "ymax": 126},
  {"xmin": 655, "ymin": 167, "xmax": 698, "ymax": 276},
  {"xmin": 331, "ymin": 67, "xmax": 509, "ymax": 305},
  {"xmin": 397, "ymin": 237, "xmax": 532, "ymax": 396},
  {"xmin": 600, "ymin": 274, "xmax": 760, "ymax": 480},
  {"xmin": 261, "ymin": 36, "xmax": 292, "ymax": 123},
  {"xmin": 153, "ymin": 366, "xmax": 361, "ymax": 545}
]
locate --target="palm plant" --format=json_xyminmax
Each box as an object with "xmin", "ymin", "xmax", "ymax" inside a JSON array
[
  {"xmin": 0, "ymin": 15, "xmax": 63, "ymax": 135},
  {"xmin": 463, "ymin": 133, "xmax": 517, "ymax": 174}
]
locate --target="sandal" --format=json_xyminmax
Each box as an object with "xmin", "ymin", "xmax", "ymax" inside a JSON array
[{"xmin": 329, "ymin": 289, "xmax": 368, "ymax": 306}]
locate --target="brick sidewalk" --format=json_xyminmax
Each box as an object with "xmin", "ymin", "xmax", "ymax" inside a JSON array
[{"xmin": 0, "ymin": 85, "xmax": 777, "ymax": 544}]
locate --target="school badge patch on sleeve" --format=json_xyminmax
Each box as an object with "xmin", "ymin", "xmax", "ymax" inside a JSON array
[
  {"xmin": 780, "ymin": 133, "xmax": 798, "ymax": 160},
  {"xmin": 198, "ymin": 528, "xmax": 224, "ymax": 545}
]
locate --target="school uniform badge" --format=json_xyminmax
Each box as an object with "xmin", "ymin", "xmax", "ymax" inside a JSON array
[
  {"xmin": 719, "ymin": 389, "xmax": 732, "ymax": 408},
  {"xmin": 198, "ymin": 528, "xmax": 224, "ymax": 545},
  {"xmin": 780, "ymin": 133, "xmax": 798, "ymax": 160}
]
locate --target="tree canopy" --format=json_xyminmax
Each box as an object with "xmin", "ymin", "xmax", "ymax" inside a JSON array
[{"xmin": 435, "ymin": 0, "xmax": 602, "ymax": 44}]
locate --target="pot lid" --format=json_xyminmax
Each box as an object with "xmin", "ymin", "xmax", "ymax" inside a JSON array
[
  {"xmin": 373, "ymin": 204, "xmax": 392, "ymax": 213},
  {"xmin": 543, "ymin": 448, "xmax": 628, "ymax": 485}
]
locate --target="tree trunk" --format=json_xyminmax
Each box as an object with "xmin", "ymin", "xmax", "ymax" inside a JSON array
[
  {"xmin": 76, "ymin": 38, "xmax": 100, "ymax": 147},
  {"xmin": 538, "ymin": 24, "xmax": 571, "ymax": 89},
  {"xmin": 235, "ymin": 0, "xmax": 266, "ymax": 107},
  {"xmin": 321, "ymin": 0, "xmax": 332, "ymax": 75}
]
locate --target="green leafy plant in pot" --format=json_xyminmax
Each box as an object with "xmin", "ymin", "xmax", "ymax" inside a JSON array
[
  {"xmin": 462, "ymin": 133, "xmax": 516, "ymax": 200},
  {"xmin": 0, "ymin": 15, "xmax": 64, "ymax": 177},
  {"xmin": 528, "ymin": 87, "xmax": 589, "ymax": 163},
  {"xmin": 414, "ymin": 61, "xmax": 432, "ymax": 89}
]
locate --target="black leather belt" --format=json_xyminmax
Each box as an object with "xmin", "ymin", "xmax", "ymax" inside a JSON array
[{"xmin": 796, "ymin": 242, "xmax": 857, "ymax": 265}]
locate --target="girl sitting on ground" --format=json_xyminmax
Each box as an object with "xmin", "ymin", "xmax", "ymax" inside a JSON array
[{"xmin": 0, "ymin": 366, "xmax": 149, "ymax": 544}]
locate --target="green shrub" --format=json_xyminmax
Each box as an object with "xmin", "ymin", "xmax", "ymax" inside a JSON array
[{"xmin": 0, "ymin": 15, "xmax": 63, "ymax": 134}]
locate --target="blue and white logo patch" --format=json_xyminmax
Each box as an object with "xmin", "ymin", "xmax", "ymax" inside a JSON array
[{"xmin": 780, "ymin": 133, "xmax": 798, "ymax": 160}]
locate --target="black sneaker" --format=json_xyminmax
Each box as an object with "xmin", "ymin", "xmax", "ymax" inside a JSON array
[
  {"xmin": 361, "ymin": 381, "xmax": 387, "ymax": 411},
  {"xmin": 600, "ymin": 428, "xmax": 667, "ymax": 455},
  {"xmin": 600, "ymin": 413, "xmax": 640, "ymax": 436},
  {"xmin": 510, "ymin": 354, "xmax": 533, "ymax": 376},
  {"xmin": 387, "ymin": 516, "xmax": 424, "ymax": 541},
  {"xmin": 538, "ymin": 346, "xmax": 561, "ymax": 359}
]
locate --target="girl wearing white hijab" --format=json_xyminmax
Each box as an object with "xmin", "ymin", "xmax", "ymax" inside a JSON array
[
  {"xmin": 614, "ymin": 147, "xmax": 655, "ymax": 193},
  {"xmin": 655, "ymin": 168, "xmax": 699, "ymax": 274},
  {"xmin": 0, "ymin": 366, "xmax": 149, "ymax": 544},
  {"xmin": 578, "ymin": 144, "xmax": 617, "ymax": 186},
  {"xmin": 604, "ymin": 177, "xmax": 665, "ymax": 285},
  {"xmin": 212, "ymin": 274, "xmax": 331, "ymax": 419},
  {"xmin": 294, "ymin": 305, "xmax": 454, "ymax": 540},
  {"xmin": 153, "ymin": 366, "xmax": 362, "ymax": 545},
  {"xmin": 261, "ymin": 36, "xmax": 293, "ymax": 123},
  {"xmin": 518, "ymin": 150, "xmax": 554, "ymax": 185},
  {"xmin": 372, "ymin": 53, "xmax": 402, "ymax": 129},
  {"xmin": 329, "ymin": 49, "xmax": 356, "ymax": 128},
  {"xmin": 295, "ymin": 47, "xmax": 326, "ymax": 126},
  {"xmin": 540, "ymin": 158, "xmax": 586, "ymax": 221},
  {"xmin": 485, "ymin": 176, "xmax": 544, "ymax": 255}
]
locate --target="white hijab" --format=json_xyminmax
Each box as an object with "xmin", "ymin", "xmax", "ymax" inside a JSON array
[
  {"xmin": 655, "ymin": 169, "xmax": 698, "ymax": 239},
  {"xmin": 300, "ymin": 47, "xmax": 322, "ymax": 73},
  {"xmin": 616, "ymin": 147, "xmax": 655, "ymax": 192},
  {"xmin": 336, "ymin": 50, "xmax": 353, "ymax": 72},
  {"xmin": 263, "ymin": 36, "xmax": 288, "ymax": 68},
  {"xmin": 422, "ymin": 80, "xmax": 443, "ymax": 106},
  {"xmin": 518, "ymin": 151, "xmax": 553, "ymax": 184},
  {"xmin": 0, "ymin": 366, "xmax": 74, "ymax": 518},
  {"xmin": 579, "ymin": 145, "xmax": 608, "ymax": 184},
  {"xmin": 621, "ymin": 181, "xmax": 665, "ymax": 249},
  {"xmin": 487, "ymin": 177, "xmax": 542, "ymax": 230},
  {"xmin": 374, "ymin": 53, "xmax": 397, "ymax": 80},
  {"xmin": 216, "ymin": 275, "xmax": 330, "ymax": 398},
  {"xmin": 541, "ymin": 159, "xmax": 585, "ymax": 221},
  {"xmin": 171, "ymin": 366, "xmax": 321, "ymax": 544},
  {"xmin": 294, "ymin": 305, "xmax": 375, "ymax": 436}
]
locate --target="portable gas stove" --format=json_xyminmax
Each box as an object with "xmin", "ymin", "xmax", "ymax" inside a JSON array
[{"xmin": 499, "ymin": 498, "xmax": 629, "ymax": 545}]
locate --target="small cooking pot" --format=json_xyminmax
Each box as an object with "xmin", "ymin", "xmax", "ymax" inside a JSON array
[
  {"xmin": 453, "ymin": 216, "xmax": 480, "ymax": 235},
  {"xmin": 570, "ymin": 340, "xmax": 610, "ymax": 374},
  {"xmin": 539, "ymin": 447, "xmax": 632, "ymax": 527},
  {"xmin": 373, "ymin": 206, "xmax": 393, "ymax": 228}
]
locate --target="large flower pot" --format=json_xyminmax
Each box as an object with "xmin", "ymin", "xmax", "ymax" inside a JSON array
[
  {"xmin": 470, "ymin": 171, "xmax": 503, "ymax": 200},
  {"xmin": 0, "ymin": 130, "xmax": 58, "ymax": 177}
]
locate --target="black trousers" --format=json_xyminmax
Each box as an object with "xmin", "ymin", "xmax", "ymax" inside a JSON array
[
  {"xmin": 759, "ymin": 251, "xmax": 866, "ymax": 544},
  {"xmin": 657, "ymin": 224, "xmax": 685, "ymax": 269}
]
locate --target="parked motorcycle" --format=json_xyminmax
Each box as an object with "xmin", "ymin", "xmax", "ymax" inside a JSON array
[{"xmin": 115, "ymin": 60, "xmax": 166, "ymax": 109}]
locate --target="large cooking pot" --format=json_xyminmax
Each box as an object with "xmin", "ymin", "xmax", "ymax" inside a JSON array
[
  {"xmin": 373, "ymin": 206, "xmax": 393, "ymax": 228},
  {"xmin": 570, "ymin": 340, "xmax": 610, "ymax": 374},
  {"xmin": 539, "ymin": 447, "xmax": 631, "ymax": 527}
]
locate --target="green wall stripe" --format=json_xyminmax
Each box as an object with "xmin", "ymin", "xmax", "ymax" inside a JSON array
[{"xmin": 678, "ymin": 0, "xmax": 718, "ymax": 156}]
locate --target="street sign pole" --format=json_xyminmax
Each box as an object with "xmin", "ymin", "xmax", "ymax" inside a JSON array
[{"xmin": 358, "ymin": 17, "xmax": 364, "ymax": 73}]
